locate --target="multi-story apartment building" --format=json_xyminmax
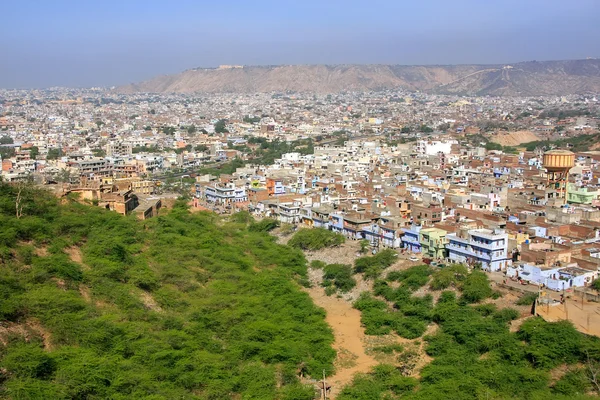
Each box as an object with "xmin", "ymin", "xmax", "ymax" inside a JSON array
[
  {"xmin": 311, "ymin": 207, "xmax": 332, "ymax": 229},
  {"xmin": 202, "ymin": 183, "xmax": 247, "ymax": 205},
  {"xmin": 447, "ymin": 228, "xmax": 510, "ymax": 271},
  {"xmin": 266, "ymin": 178, "xmax": 285, "ymax": 196},
  {"xmin": 105, "ymin": 142, "xmax": 133, "ymax": 157},
  {"xmin": 419, "ymin": 228, "xmax": 447, "ymax": 259},
  {"xmin": 401, "ymin": 224, "xmax": 422, "ymax": 253},
  {"xmin": 72, "ymin": 158, "xmax": 111, "ymax": 179}
]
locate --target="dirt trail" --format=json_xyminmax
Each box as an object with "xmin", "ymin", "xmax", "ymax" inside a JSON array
[{"xmin": 304, "ymin": 285, "xmax": 378, "ymax": 399}]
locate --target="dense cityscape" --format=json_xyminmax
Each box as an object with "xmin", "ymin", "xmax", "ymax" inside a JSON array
[{"xmin": 4, "ymin": 1, "xmax": 600, "ymax": 399}]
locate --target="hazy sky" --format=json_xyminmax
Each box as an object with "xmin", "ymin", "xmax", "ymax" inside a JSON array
[{"xmin": 2, "ymin": 0, "xmax": 599, "ymax": 88}]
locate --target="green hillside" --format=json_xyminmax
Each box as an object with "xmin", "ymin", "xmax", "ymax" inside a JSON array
[
  {"xmin": 0, "ymin": 184, "xmax": 334, "ymax": 399},
  {"xmin": 522, "ymin": 132, "xmax": 600, "ymax": 152}
]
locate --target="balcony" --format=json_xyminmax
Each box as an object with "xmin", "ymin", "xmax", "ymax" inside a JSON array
[
  {"xmin": 402, "ymin": 235, "xmax": 420, "ymax": 245},
  {"xmin": 447, "ymin": 243, "xmax": 492, "ymax": 260},
  {"xmin": 448, "ymin": 235, "xmax": 504, "ymax": 250}
]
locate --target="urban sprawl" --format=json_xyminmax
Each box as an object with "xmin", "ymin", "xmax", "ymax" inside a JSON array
[{"xmin": 2, "ymin": 88, "xmax": 600, "ymax": 292}]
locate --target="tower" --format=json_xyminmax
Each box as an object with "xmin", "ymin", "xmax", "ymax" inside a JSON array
[{"xmin": 543, "ymin": 150, "xmax": 574, "ymax": 205}]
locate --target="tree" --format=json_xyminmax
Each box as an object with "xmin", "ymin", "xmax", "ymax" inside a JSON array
[
  {"xmin": 214, "ymin": 120, "xmax": 228, "ymax": 134},
  {"xmin": 438, "ymin": 122, "xmax": 451, "ymax": 131},
  {"xmin": 46, "ymin": 148, "xmax": 63, "ymax": 160},
  {"xmin": 162, "ymin": 126, "xmax": 176, "ymax": 135},
  {"xmin": 194, "ymin": 145, "xmax": 208, "ymax": 152},
  {"xmin": 419, "ymin": 125, "xmax": 433, "ymax": 133},
  {"xmin": 288, "ymin": 228, "xmax": 345, "ymax": 251},
  {"xmin": 460, "ymin": 270, "xmax": 493, "ymax": 303},
  {"xmin": 29, "ymin": 146, "xmax": 39, "ymax": 159},
  {"xmin": 243, "ymin": 116, "xmax": 261, "ymax": 124},
  {"xmin": 401, "ymin": 126, "xmax": 412, "ymax": 133},
  {"xmin": 0, "ymin": 136, "xmax": 13, "ymax": 144},
  {"xmin": 56, "ymin": 168, "xmax": 71, "ymax": 183},
  {"xmin": 359, "ymin": 240, "xmax": 370, "ymax": 254},
  {"xmin": 187, "ymin": 125, "xmax": 197, "ymax": 134},
  {"xmin": 92, "ymin": 148, "xmax": 106, "ymax": 157},
  {"xmin": 485, "ymin": 142, "xmax": 503, "ymax": 151}
]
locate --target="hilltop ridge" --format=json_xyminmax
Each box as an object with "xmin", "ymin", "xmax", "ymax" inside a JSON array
[{"xmin": 115, "ymin": 59, "xmax": 600, "ymax": 96}]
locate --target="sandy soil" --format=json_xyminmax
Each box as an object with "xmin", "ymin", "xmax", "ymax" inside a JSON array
[
  {"xmin": 79, "ymin": 284, "xmax": 91, "ymax": 303},
  {"xmin": 0, "ymin": 320, "xmax": 53, "ymax": 350},
  {"xmin": 536, "ymin": 300, "xmax": 600, "ymax": 336},
  {"xmin": 139, "ymin": 291, "xmax": 163, "ymax": 312},
  {"xmin": 490, "ymin": 130, "xmax": 540, "ymax": 146},
  {"xmin": 304, "ymin": 284, "xmax": 378, "ymax": 398},
  {"xmin": 65, "ymin": 246, "xmax": 90, "ymax": 271}
]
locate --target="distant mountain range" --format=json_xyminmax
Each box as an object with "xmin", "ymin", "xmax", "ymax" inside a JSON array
[{"xmin": 115, "ymin": 59, "xmax": 600, "ymax": 96}]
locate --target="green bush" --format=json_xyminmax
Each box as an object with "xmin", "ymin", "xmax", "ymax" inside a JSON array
[
  {"xmin": 430, "ymin": 264, "xmax": 468, "ymax": 290},
  {"xmin": 460, "ymin": 270, "xmax": 493, "ymax": 303},
  {"xmin": 387, "ymin": 264, "xmax": 433, "ymax": 290},
  {"xmin": 552, "ymin": 369, "xmax": 590, "ymax": 396},
  {"xmin": 248, "ymin": 218, "xmax": 279, "ymax": 232},
  {"xmin": 0, "ymin": 183, "xmax": 336, "ymax": 398},
  {"xmin": 372, "ymin": 343, "xmax": 404, "ymax": 354},
  {"xmin": 1, "ymin": 343, "xmax": 56, "ymax": 379},
  {"xmin": 354, "ymin": 249, "xmax": 398, "ymax": 278},
  {"xmin": 338, "ymin": 364, "xmax": 417, "ymax": 399},
  {"xmin": 288, "ymin": 228, "xmax": 344, "ymax": 250},
  {"xmin": 322, "ymin": 263, "xmax": 356, "ymax": 293}
]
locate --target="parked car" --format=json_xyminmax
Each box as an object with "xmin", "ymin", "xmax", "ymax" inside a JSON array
[{"xmin": 409, "ymin": 255, "xmax": 419, "ymax": 262}]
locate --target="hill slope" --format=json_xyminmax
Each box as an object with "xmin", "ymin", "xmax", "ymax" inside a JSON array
[
  {"xmin": 116, "ymin": 59, "xmax": 600, "ymax": 95},
  {"xmin": 0, "ymin": 185, "xmax": 334, "ymax": 399}
]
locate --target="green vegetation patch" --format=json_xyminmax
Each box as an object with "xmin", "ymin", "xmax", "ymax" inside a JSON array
[
  {"xmin": 322, "ymin": 263, "xmax": 356, "ymax": 294},
  {"xmin": 0, "ymin": 183, "xmax": 334, "ymax": 399},
  {"xmin": 288, "ymin": 228, "xmax": 345, "ymax": 251}
]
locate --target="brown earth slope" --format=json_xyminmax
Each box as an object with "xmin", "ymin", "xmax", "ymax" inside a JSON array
[
  {"xmin": 491, "ymin": 130, "xmax": 540, "ymax": 146},
  {"xmin": 116, "ymin": 59, "xmax": 600, "ymax": 95}
]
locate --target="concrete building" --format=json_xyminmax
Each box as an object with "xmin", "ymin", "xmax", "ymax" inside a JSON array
[
  {"xmin": 419, "ymin": 227, "xmax": 447, "ymax": 259},
  {"xmin": 447, "ymin": 228, "xmax": 510, "ymax": 271},
  {"xmin": 401, "ymin": 224, "xmax": 422, "ymax": 253},
  {"xmin": 202, "ymin": 183, "xmax": 248, "ymax": 205}
]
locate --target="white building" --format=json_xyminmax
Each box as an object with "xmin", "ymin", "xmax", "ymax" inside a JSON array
[{"xmin": 446, "ymin": 228, "xmax": 511, "ymax": 271}]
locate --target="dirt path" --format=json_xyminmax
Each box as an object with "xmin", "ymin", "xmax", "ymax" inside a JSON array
[{"xmin": 304, "ymin": 285, "xmax": 378, "ymax": 399}]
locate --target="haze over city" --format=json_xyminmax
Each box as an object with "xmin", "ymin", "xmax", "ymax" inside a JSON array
[{"xmin": 2, "ymin": 0, "xmax": 600, "ymax": 88}]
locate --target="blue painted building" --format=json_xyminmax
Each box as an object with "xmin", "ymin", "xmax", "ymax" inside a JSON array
[
  {"xmin": 401, "ymin": 224, "xmax": 422, "ymax": 253},
  {"xmin": 446, "ymin": 228, "xmax": 510, "ymax": 271}
]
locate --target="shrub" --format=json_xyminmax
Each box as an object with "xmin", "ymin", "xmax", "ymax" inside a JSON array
[
  {"xmin": 309, "ymin": 260, "xmax": 326, "ymax": 269},
  {"xmin": 249, "ymin": 218, "xmax": 279, "ymax": 232},
  {"xmin": 516, "ymin": 292, "xmax": 539, "ymax": 306},
  {"xmin": 387, "ymin": 264, "xmax": 433, "ymax": 290},
  {"xmin": 552, "ymin": 369, "xmax": 590, "ymax": 396},
  {"xmin": 288, "ymin": 228, "xmax": 344, "ymax": 251},
  {"xmin": 372, "ymin": 344, "xmax": 404, "ymax": 354},
  {"xmin": 354, "ymin": 249, "xmax": 398, "ymax": 277},
  {"xmin": 430, "ymin": 264, "xmax": 468, "ymax": 290},
  {"xmin": 322, "ymin": 263, "xmax": 356, "ymax": 293},
  {"xmin": 460, "ymin": 270, "xmax": 493, "ymax": 303},
  {"xmin": 518, "ymin": 318, "xmax": 583, "ymax": 369},
  {"xmin": 2, "ymin": 343, "xmax": 56, "ymax": 379}
]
